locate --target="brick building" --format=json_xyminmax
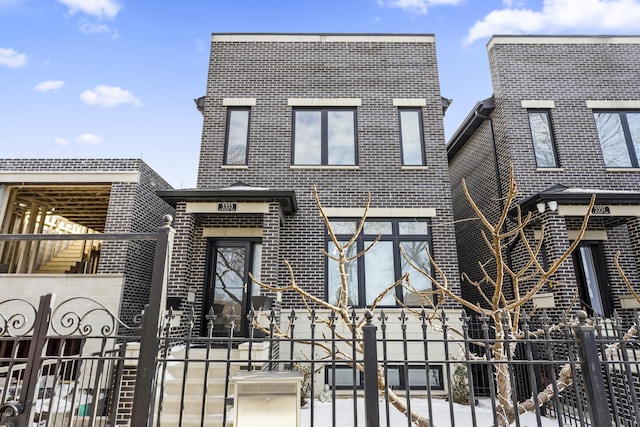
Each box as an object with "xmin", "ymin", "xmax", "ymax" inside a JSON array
[
  {"xmin": 159, "ymin": 33, "xmax": 461, "ymax": 337},
  {"xmin": 0, "ymin": 158, "xmax": 174, "ymax": 324},
  {"xmin": 448, "ymin": 35, "xmax": 640, "ymax": 317}
]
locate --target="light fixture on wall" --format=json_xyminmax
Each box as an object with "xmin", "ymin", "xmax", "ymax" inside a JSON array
[{"xmin": 536, "ymin": 200, "xmax": 558, "ymax": 213}]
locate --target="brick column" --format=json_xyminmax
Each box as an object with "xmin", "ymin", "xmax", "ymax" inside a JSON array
[
  {"xmin": 628, "ymin": 217, "xmax": 640, "ymax": 283},
  {"xmin": 114, "ymin": 343, "xmax": 140, "ymax": 426},
  {"xmin": 540, "ymin": 210, "xmax": 579, "ymax": 315},
  {"xmin": 167, "ymin": 202, "xmax": 197, "ymax": 335},
  {"xmin": 261, "ymin": 203, "xmax": 282, "ymax": 294}
]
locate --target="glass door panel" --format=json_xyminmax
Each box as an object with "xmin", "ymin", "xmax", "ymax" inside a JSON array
[
  {"xmin": 213, "ymin": 245, "xmax": 247, "ymax": 334},
  {"xmin": 572, "ymin": 242, "xmax": 613, "ymax": 317}
]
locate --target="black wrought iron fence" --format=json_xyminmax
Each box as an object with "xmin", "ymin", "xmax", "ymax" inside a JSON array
[{"xmin": 143, "ymin": 306, "xmax": 639, "ymax": 427}]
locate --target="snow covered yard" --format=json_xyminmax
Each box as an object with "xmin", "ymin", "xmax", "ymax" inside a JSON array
[{"xmin": 301, "ymin": 397, "xmax": 561, "ymax": 427}]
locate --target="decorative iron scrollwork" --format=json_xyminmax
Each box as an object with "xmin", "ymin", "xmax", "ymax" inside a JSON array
[
  {"xmin": 50, "ymin": 297, "xmax": 136, "ymax": 336},
  {"xmin": 0, "ymin": 299, "xmax": 37, "ymax": 337}
]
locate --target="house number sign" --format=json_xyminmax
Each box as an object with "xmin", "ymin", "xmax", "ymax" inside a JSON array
[
  {"xmin": 218, "ymin": 202, "xmax": 237, "ymax": 212},
  {"xmin": 591, "ymin": 205, "xmax": 611, "ymax": 215}
]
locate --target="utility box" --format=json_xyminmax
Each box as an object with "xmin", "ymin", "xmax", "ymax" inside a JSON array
[{"xmin": 232, "ymin": 371, "xmax": 304, "ymax": 427}]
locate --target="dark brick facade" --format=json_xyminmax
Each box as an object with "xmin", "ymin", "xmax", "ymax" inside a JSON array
[
  {"xmin": 0, "ymin": 158, "xmax": 175, "ymax": 324},
  {"xmin": 448, "ymin": 36, "xmax": 640, "ymax": 317},
  {"xmin": 166, "ymin": 34, "xmax": 461, "ymax": 328}
]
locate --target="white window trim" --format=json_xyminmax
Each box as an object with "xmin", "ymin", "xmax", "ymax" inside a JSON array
[
  {"xmin": 586, "ymin": 100, "xmax": 640, "ymax": 109},
  {"xmin": 323, "ymin": 207, "xmax": 436, "ymax": 217},
  {"xmin": 521, "ymin": 100, "xmax": 555, "ymax": 109},
  {"xmin": 393, "ymin": 99, "xmax": 427, "ymax": 107},
  {"xmin": 222, "ymin": 98, "xmax": 256, "ymax": 106},
  {"xmin": 288, "ymin": 98, "xmax": 361, "ymax": 107}
]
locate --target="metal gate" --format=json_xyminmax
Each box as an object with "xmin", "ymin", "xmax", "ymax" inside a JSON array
[{"xmin": 0, "ymin": 220, "xmax": 173, "ymax": 427}]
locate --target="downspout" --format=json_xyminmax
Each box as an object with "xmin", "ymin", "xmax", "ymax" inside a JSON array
[{"xmin": 474, "ymin": 112, "xmax": 515, "ymax": 278}]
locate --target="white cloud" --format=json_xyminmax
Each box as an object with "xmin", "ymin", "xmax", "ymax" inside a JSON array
[
  {"xmin": 79, "ymin": 19, "xmax": 119, "ymax": 38},
  {"xmin": 34, "ymin": 80, "xmax": 64, "ymax": 92},
  {"xmin": 75, "ymin": 134, "xmax": 103, "ymax": 145},
  {"xmin": 54, "ymin": 137, "xmax": 69, "ymax": 146},
  {"xmin": 466, "ymin": 0, "xmax": 640, "ymax": 44},
  {"xmin": 56, "ymin": 0, "xmax": 121, "ymax": 19},
  {"xmin": 377, "ymin": 0, "xmax": 462, "ymax": 14},
  {"xmin": 0, "ymin": 47, "xmax": 27, "ymax": 68},
  {"xmin": 80, "ymin": 85, "xmax": 142, "ymax": 107}
]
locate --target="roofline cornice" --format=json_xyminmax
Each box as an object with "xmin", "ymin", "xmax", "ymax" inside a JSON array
[
  {"xmin": 487, "ymin": 35, "xmax": 640, "ymax": 51},
  {"xmin": 157, "ymin": 188, "xmax": 298, "ymax": 215},
  {"xmin": 446, "ymin": 96, "xmax": 495, "ymax": 161},
  {"xmin": 211, "ymin": 33, "xmax": 435, "ymax": 43}
]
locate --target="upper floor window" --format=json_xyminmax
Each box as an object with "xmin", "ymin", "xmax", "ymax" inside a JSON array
[
  {"xmin": 326, "ymin": 219, "xmax": 432, "ymax": 307},
  {"xmin": 593, "ymin": 111, "xmax": 640, "ymax": 168},
  {"xmin": 528, "ymin": 110, "xmax": 558, "ymax": 168},
  {"xmin": 224, "ymin": 108, "xmax": 250, "ymax": 165},
  {"xmin": 293, "ymin": 108, "xmax": 356, "ymax": 165},
  {"xmin": 399, "ymin": 108, "xmax": 425, "ymax": 166}
]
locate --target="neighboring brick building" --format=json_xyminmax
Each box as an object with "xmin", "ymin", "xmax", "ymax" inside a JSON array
[
  {"xmin": 159, "ymin": 33, "xmax": 461, "ymax": 336},
  {"xmin": 0, "ymin": 158, "xmax": 175, "ymax": 324},
  {"xmin": 448, "ymin": 35, "xmax": 640, "ymax": 317}
]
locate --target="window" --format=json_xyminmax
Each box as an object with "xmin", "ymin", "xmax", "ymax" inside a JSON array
[
  {"xmin": 593, "ymin": 111, "xmax": 640, "ymax": 167},
  {"xmin": 293, "ymin": 108, "xmax": 356, "ymax": 165},
  {"xmin": 326, "ymin": 219, "xmax": 432, "ymax": 307},
  {"xmin": 528, "ymin": 110, "xmax": 558, "ymax": 168},
  {"xmin": 224, "ymin": 108, "xmax": 250, "ymax": 165},
  {"xmin": 399, "ymin": 108, "xmax": 425, "ymax": 166},
  {"xmin": 325, "ymin": 364, "xmax": 443, "ymax": 390}
]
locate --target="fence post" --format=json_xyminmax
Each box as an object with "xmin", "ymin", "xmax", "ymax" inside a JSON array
[
  {"xmin": 363, "ymin": 310, "xmax": 380, "ymax": 427},
  {"xmin": 572, "ymin": 310, "xmax": 612, "ymax": 427},
  {"xmin": 0, "ymin": 294, "xmax": 54, "ymax": 427},
  {"xmin": 131, "ymin": 215, "xmax": 174, "ymax": 427}
]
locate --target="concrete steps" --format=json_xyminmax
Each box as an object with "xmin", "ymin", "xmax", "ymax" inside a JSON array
[{"xmin": 158, "ymin": 347, "xmax": 246, "ymax": 427}]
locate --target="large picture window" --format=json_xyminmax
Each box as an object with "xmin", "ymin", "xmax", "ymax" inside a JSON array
[
  {"xmin": 326, "ymin": 219, "xmax": 432, "ymax": 307},
  {"xmin": 528, "ymin": 110, "xmax": 558, "ymax": 168},
  {"xmin": 593, "ymin": 111, "xmax": 640, "ymax": 168},
  {"xmin": 293, "ymin": 108, "xmax": 356, "ymax": 165},
  {"xmin": 399, "ymin": 108, "xmax": 425, "ymax": 166},
  {"xmin": 224, "ymin": 108, "xmax": 250, "ymax": 165}
]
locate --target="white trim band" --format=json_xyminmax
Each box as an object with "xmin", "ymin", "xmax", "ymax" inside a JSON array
[
  {"xmin": 288, "ymin": 98, "xmax": 361, "ymax": 107},
  {"xmin": 213, "ymin": 34, "xmax": 435, "ymax": 43},
  {"xmin": 323, "ymin": 207, "xmax": 436, "ymax": 217},
  {"xmin": 586, "ymin": 100, "xmax": 640, "ymax": 109},
  {"xmin": 223, "ymin": 98, "xmax": 257, "ymax": 106},
  {"xmin": 521, "ymin": 100, "xmax": 555, "ymax": 109},
  {"xmin": 393, "ymin": 98, "xmax": 427, "ymax": 107},
  {"xmin": 0, "ymin": 171, "xmax": 140, "ymax": 183}
]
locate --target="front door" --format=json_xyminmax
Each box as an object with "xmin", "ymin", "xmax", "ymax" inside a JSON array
[
  {"xmin": 204, "ymin": 240, "xmax": 262, "ymax": 336},
  {"xmin": 572, "ymin": 242, "xmax": 613, "ymax": 317}
]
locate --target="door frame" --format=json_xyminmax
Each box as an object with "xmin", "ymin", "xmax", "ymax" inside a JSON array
[
  {"xmin": 572, "ymin": 240, "xmax": 613, "ymax": 317},
  {"xmin": 202, "ymin": 238, "xmax": 261, "ymax": 337}
]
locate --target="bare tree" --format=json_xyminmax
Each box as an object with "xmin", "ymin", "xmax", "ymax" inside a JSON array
[
  {"xmin": 250, "ymin": 186, "xmax": 432, "ymax": 427},
  {"xmin": 402, "ymin": 167, "xmax": 595, "ymax": 425}
]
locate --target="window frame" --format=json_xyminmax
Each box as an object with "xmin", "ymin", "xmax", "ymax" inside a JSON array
[
  {"xmin": 593, "ymin": 110, "xmax": 640, "ymax": 168},
  {"xmin": 325, "ymin": 218, "xmax": 433, "ymax": 308},
  {"xmin": 224, "ymin": 107, "xmax": 251, "ymax": 165},
  {"xmin": 325, "ymin": 364, "xmax": 443, "ymax": 391},
  {"xmin": 291, "ymin": 107, "xmax": 358, "ymax": 166},
  {"xmin": 527, "ymin": 109, "xmax": 559, "ymax": 168},
  {"xmin": 398, "ymin": 107, "xmax": 426, "ymax": 166}
]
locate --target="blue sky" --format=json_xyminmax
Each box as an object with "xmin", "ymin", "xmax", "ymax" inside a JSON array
[{"xmin": 2, "ymin": 0, "xmax": 640, "ymax": 188}]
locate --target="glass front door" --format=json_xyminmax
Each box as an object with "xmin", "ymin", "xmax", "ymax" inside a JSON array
[
  {"xmin": 572, "ymin": 242, "xmax": 613, "ymax": 317},
  {"xmin": 204, "ymin": 240, "xmax": 261, "ymax": 336}
]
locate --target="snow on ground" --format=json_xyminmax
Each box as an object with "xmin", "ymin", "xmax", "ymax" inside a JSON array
[{"xmin": 301, "ymin": 397, "xmax": 561, "ymax": 427}]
